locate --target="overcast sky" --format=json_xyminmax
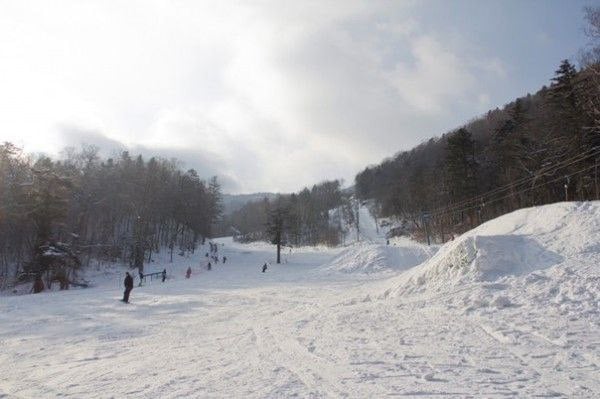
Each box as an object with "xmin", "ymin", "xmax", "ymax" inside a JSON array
[{"xmin": 0, "ymin": 0, "xmax": 592, "ymax": 193}]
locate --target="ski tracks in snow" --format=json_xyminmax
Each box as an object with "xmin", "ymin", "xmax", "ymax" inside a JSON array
[
  {"xmin": 470, "ymin": 312, "xmax": 599, "ymax": 398},
  {"xmin": 1, "ymin": 228, "xmax": 599, "ymax": 398}
]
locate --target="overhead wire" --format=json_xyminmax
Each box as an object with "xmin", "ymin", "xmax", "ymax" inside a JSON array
[
  {"xmin": 430, "ymin": 162, "xmax": 598, "ymax": 219},
  {"xmin": 426, "ymin": 145, "xmax": 600, "ymax": 217}
]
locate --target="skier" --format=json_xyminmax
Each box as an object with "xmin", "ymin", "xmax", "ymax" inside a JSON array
[
  {"xmin": 162, "ymin": 269, "xmax": 167, "ymax": 282},
  {"xmin": 262, "ymin": 263, "xmax": 268, "ymax": 273},
  {"xmin": 123, "ymin": 272, "xmax": 134, "ymax": 303},
  {"xmin": 222, "ymin": 256, "xmax": 227, "ymax": 264},
  {"xmin": 186, "ymin": 266, "xmax": 192, "ymax": 279},
  {"xmin": 138, "ymin": 271, "xmax": 144, "ymax": 287},
  {"xmin": 207, "ymin": 262, "xmax": 212, "ymax": 271}
]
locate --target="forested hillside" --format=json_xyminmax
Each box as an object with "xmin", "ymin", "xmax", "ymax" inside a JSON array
[
  {"xmin": 221, "ymin": 193, "xmax": 278, "ymax": 215},
  {"xmin": 355, "ymin": 59, "xmax": 600, "ymax": 242},
  {"xmin": 0, "ymin": 144, "xmax": 222, "ymax": 290},
  {"xmin": 225, "ymin": 180, "xmax": 357, "ymax": 249}
]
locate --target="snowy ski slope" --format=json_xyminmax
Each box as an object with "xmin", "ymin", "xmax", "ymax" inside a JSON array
[{"xmin": 0, "ymin": 202, "xmax": 598, "ymax": 398}]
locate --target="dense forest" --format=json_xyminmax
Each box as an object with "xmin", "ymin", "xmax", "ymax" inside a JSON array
[
  {"xmin": 223, "ymin": 180, "xmax": 357, "ymax": 253},
  {"xmin": 220, "ymin": 7, "xmax": 600, "ymax": 252},
  {"xmin": 355, "ymin": 55, "xmax": 600, "ymax": 242},
  {"xmin": 0, "ymin": 145, "xmax": 222, "ymax": 290}
]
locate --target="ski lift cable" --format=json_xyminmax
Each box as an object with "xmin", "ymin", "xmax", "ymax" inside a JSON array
[
  {"xmin": 431, "ymin": 162, "xmax": 598, "ymax": 218},
  {"xmin": 428, "ymin": 146, "xmax": 600, "ymax": 217}
]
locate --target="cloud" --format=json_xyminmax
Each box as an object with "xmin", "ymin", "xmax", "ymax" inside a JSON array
[
  {"xmin": 56, "ymin": 124, "xmax": 242, "ymax": 192},
  {"xmin": 481, "ymin": 58, "xmax": 508, "ymax": 78},
  {"xmin": 57, "ymin": 125, "xmax": 125, "ymax": 155},
  {"xmin": 0, "ymin": 0, "xmax": 516, "ymax": 194},
  {"xmin": 388, "ymin": 35, "xmax": 475, "ymax": 113}
]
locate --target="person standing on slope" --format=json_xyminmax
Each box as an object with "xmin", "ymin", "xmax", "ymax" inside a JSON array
[
  {"xmin": 262, "ymin": 263, "xmax": 268, "ymax": 273},
  {"xmin": 186, "ymin": 266, "xmax": 192, "ymax": 278},
  {"xmin": 123, "ymin": 272, "xmax": 134, "ymax": 303}
]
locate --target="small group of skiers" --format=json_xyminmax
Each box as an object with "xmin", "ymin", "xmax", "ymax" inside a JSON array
[
  {"xmin": 205, "ymin": 254, "xmax": 226, "ymax": 266},
  {"xmin": 122, "ymin": 241, "xmax": 241, "ymax": 303},
  {"xmin": 124, "ymin": 257, "xmax": 269, "ymax": 302},
  {"xmin": 201, "ymin": 242, "xmax": 228, "ymax": 273},
  {"xmin": 205, "ymin": 257, "xmax": 225, "ymax": 270},
  {"xmin": 205, "ymin": 242, "xmax": 227, "ymax": 265}
]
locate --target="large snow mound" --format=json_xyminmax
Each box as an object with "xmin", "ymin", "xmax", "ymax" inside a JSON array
[
  {"xmin": 325, "ymin": 238, "xmax": 435, "ymax": 274},
  {"xmin": 386, "ymin": 201, "xmax": 600, "ymax": 296},
  {"xmin": 462, "ymin": 201, "xmax": 600, "ymax": 256}
]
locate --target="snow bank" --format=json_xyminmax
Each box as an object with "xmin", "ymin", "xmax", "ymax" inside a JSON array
[
  {"xmin": 325, "ymin": 238, "xmax": 435, "ymax": 274},
  {"xmin": 389, "ymin": 234, "xmax": 563, "ymax": 291},
  {"xmin": 461, "ymin": 201, "xmax": 600, "ymax": 256},
  {"xmin": 386, "ymin": 201, "xmax": 600, "ymax": 298}
]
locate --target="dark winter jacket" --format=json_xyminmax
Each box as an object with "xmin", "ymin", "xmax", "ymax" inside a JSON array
[{"xmin": 124, "ymin": 274, "xmax": 134, "ymax": 289}]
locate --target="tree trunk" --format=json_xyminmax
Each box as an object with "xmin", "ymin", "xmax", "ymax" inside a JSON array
[{"xmin": 276, "ymin": 242, "xmax": 281, "ymax": 264}]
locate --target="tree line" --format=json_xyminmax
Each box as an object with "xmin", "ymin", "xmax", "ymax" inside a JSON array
[
  {"xmin": 355, "ymin": 56, "xmax": 600, "ymax": 242},
  {"xmin": 355, "ymin": 7, "xmax": 600, "ymax": 244},
  {"xmin": 222, "ymin": 180, "xmax": 360, "ymax": 262},
  {"xmin": 0, "ymin": 144, "xmax": 222, "ymax": 291}
]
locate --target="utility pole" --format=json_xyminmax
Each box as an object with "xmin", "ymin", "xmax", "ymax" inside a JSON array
[
  {"xmin": 355, "ymin": 198, "xmax": 360, "ymax": 242},
  {"xmin": 477, "ymin": 199, "xmax": 485, "ymax": 225},
  {"xmin": 595, "ymin": 157, "xmax": 599, "ymax": 200},
  {"xmin": 338, "ymin": 205, "xmax": 345, "ymax": 246},
  {"xmin": 422, "ymin": 211, "xmax": 431, "ymax": 246},
  {"xmin": 374, "ymin": 202, "xmax": 380, "ymax": 235},
  {"xmin": 440, "ymin": 213, "xmax": 445, "ymax": 244}
]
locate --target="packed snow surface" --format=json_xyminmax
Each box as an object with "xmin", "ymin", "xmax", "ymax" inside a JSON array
[
  {"xmin": 1, "ymin": 202, "xmax": 599, "ymax": 398},
  {"xmin": 325, "ymin": 238, "xmax": 436, "ymax": 274}
]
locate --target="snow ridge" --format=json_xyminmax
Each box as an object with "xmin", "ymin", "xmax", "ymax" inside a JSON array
[
  {"xmin": 325, "ymin": 239, "xmax": 435, "ymax": 275},
  {"xmin": 386, "ymin": 201, "xmax": 600, "ymax": 297}
]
